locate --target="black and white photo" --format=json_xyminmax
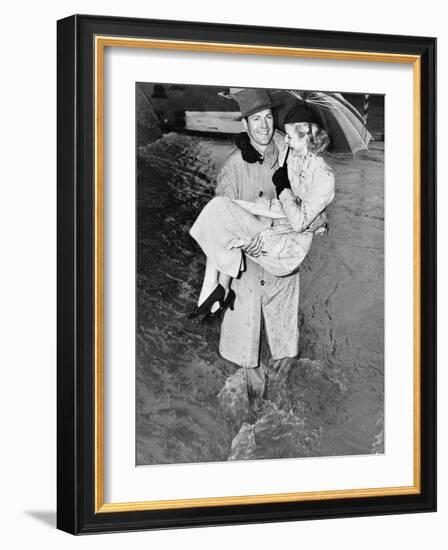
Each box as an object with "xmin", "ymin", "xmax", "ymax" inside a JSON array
[{"xmin": 135, "ymin": 83, "xmax": 385, "ymax": 466}]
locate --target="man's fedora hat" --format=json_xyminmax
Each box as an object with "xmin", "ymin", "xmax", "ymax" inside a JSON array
[{"xmin": 229, "ymin": 88, "xmax": 280, "ymax": 120}]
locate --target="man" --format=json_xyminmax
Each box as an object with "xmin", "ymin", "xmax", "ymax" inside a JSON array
[{"xmin": 215, "ymin": 88, "xmax": 300, "ymax": 398}]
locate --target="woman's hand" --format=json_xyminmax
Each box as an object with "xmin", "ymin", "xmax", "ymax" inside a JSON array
[
  {"xmin": 242, "ymin": 233, "xmax": 264, "ymax": 257},
  {"xmin": 272, "ymin": 164, "xmax": 291, "ymax": 198}
]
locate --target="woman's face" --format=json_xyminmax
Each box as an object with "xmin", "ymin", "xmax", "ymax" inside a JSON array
[{"xmin": 284, "ymin": 123, "xmax": 310, "ymax": 155}]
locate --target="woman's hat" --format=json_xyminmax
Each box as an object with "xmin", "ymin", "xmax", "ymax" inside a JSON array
[
  {"xmin": 230, "ymin": 88, "xmax": 279, "ymax": 119},
  {"xmin": 283, "ymin": 102, "xmax": 323, "ymax": 127}
]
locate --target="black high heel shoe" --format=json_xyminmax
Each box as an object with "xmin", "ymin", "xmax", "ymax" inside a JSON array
[
  {"xmin": 188, "ymin": 284, "xmax": 225, "ymax": 319},
  {"xmin": 202, "ymin": 289, "xmax": 236, "ymax": 323}
]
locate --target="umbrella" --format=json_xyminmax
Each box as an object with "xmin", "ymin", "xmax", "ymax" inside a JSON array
[{"xmin": 274, "ymin": 90, "xmax": 372, "ymax": 154}]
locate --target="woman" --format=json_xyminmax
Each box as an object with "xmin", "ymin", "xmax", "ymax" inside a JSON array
[{"xmin": 189, "ymin": 105, "xmax": 335, "ymax": 321}]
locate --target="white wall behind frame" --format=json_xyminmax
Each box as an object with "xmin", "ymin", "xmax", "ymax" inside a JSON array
[{"xmin": 0, "ymin": 1, "xmax": 444, "ymax": 549}]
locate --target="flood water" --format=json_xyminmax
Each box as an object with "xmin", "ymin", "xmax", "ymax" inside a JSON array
[{"xmin": 136, "ymin": 132, "xmax": 384, "ymax": 465}]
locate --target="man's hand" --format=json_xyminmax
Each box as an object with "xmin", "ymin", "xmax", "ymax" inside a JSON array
[
  {"xmin": 242, "ymin": 233, "xmax": 264, "ymax": 257},
  {"xmin": 272, "ymin": 164, "xmax": 291, "ymax": 198},
  {"xmin": 235, "ymin": 132, "xmax": 263, "ymax": 164}
]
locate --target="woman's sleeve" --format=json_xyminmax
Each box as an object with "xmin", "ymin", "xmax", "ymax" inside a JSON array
[{"xmin": 278, "ymin": 162, "xmax": 335, "ymax": 232}]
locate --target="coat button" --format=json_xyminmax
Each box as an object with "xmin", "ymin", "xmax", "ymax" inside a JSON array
[
  {"xmin": 260, "ymin": 280, "xmax": 265, "ymax": 286},
  {"xmin": 258, "ymin": 191, "xmax": 263, "ymax": 197}
]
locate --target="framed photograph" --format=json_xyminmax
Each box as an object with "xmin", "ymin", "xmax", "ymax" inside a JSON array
[{"xmin": 57, "ymin": 14, "xmax": 436, "ymax": 534}]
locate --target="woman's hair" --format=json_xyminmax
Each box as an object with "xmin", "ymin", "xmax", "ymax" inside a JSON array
[
  {"xmin": 309, "ymin": 123, "xmax": 331, "ymax": 155},
  {"xmin": 290, "ymin": 122, "xmax": 330, "ymax": 155}
]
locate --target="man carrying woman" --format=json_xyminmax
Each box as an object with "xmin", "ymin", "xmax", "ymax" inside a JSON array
[{"xmin": 190, "ymin": 88, "xmax": 334, "ymax": 399}]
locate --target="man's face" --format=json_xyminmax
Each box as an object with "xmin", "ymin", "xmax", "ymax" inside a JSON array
[{"xmin": 243, "ymin": 108, "xmax": 274, "ymax": 149}]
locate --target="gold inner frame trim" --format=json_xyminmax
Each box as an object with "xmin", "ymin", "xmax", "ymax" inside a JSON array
[{"xmin": 94, "ymin": 35, "xmax": 422, "ymax": 514}]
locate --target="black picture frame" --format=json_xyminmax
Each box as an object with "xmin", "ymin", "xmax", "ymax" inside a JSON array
[{"xmin": 57, "ymin": 14, "xmax": 436, "ymax": 534}]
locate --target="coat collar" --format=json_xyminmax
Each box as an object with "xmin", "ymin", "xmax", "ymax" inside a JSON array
[{"xmin": 262, "ymin": 140, "xmax": 279, "ymax": 168}]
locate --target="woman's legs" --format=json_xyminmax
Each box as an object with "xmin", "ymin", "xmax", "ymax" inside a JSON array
[
  {"xmin": 218, "ymin": 272, "xmax": 232, "ymax": 293},
  {"xmin": 190, "ymin": 196, "xmax": 268, "ymax": 278},
  {"xmin": 197, "ymin": 258, "xmax": 233, "ymax": 313},
  {"xmin": 190, "ymin": 196, "xmax": 268, "ymax": 313}
]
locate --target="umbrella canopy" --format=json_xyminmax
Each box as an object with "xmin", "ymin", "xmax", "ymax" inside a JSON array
[{"xmin": 273, "ymin": 90, "xmax": 372, "ymax": 154}]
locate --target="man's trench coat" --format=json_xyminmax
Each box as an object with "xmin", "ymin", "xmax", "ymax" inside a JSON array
[{"xmin": 215, "ymin": 132, "xmax": 301, "ymax": 368}]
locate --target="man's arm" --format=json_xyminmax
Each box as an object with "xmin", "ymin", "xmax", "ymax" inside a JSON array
[
  {"xmin": 215, "ymin": 163, "xmax": 239, "ymax": 199},
  {"xmin": 215, "ymin": 160, "xmax": 263, "ymax": 257}
]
